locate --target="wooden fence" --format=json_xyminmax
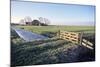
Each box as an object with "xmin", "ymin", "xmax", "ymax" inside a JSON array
[
  {"xmin": 57, "ymin": 31, "xmax": 82, "ymax": 44},
  {"xmin": 82, "ymin": 39, "xmax": 94, "ymax": 49},
  {"xmin": 57, "ymin": 30, "xmax": 94, "ymax": 49}
]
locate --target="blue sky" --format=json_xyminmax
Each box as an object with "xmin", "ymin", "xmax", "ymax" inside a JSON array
[{"xmin": 11, "ymin": 1, "xmax": 95, "ymax": 26}]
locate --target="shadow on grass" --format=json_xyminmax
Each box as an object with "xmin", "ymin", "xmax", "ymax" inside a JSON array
[
  {"xmin": 41, "ymin": 31, "xmax": 57, "ymax": 38},
  {"xmin": 11, "ymin": 39, "xmax": 95, "ymax": 66}
]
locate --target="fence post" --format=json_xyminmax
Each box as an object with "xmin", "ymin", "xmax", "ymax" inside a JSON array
[
  {"xmin": 58, "ymin": 30, "xmax": 60, "ymax": 38},
  {"xmin": 79, "ymin": 32, "xmax": 83, "ymax": 45},
  {"xmin": 57, "ymin": 30, "xmax": 60, "ymax": 38}
]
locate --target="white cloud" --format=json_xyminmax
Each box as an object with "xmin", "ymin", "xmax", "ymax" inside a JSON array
[{"xmin": 11, "ymin": 16, "xmax": 24, "ymax": 23}]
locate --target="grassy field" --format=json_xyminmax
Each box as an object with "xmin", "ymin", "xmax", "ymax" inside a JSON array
[
  {"xmin": 16, "ymin": 25, "xmax": 95, "ymax": 38},
  {"xmin": 11, "ymin": 25, "xmax": 95, "ymax": 66},
  {"xmin": 16, "ymin": 25, "xmax": 95, "ymax": 34}
]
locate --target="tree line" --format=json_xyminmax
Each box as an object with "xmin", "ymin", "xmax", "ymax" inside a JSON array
[{"xmin": 19, "ymin": 16, "xmax": 50, "ymax": 26}]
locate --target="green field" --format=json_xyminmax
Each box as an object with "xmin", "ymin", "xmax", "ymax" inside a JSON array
[
  {"xmin": 11, "ymin": 25, "xmax": 95, "ymax": 66},
  {"xmin": 16, "ymin": 25, "xmax": 95, "ymax": 38},
  {"xmin": 16, "ymin": 25, "xmax": 95, "ymax": 34}
]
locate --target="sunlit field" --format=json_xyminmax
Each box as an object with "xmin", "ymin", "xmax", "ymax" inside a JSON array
[
  {"xmin": 16, "ymin": 25, "xmax": 95, "ymax": 34},
  {"xmin": 11, "ymin": 25, "xmax": 95, "ymax": 66}
]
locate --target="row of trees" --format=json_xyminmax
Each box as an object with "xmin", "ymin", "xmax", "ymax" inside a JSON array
[{"xmin": 19, "ymin": 16, "xmax": 50, "ymax": 26}]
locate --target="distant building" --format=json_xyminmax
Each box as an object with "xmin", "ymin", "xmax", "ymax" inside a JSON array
[{"xmin": 25, "ymin": 22, "xmax": 32, "ymax": 25}]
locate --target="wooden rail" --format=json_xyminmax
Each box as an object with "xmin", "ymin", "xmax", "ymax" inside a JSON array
[
  {"xmin": 82, "ymin": 39, "xmax": 93, "ymax": 49},
  {"xmin": 57, "ymin": 30, "xmax": 94, "ymax": 50},
  {"xmin": 57, "ymin": 31, "xmax": 82, "ymax": 44}
]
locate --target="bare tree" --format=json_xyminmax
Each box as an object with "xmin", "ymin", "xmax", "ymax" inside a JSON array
[
  {"xmin": 39, "ymin": 17, "xmax": 50, "ymax": 25},
  {"xmin": 19, "ymin": 19, "xmax": 25, "ymax": 25},
  {"xmin": 24, "ymin": 16, "xmax": 32, "ymax": 22},
  {"xmin": 43, "ymin": 18, "xmax": 50, "ymax": 25},
  {"xmin": 38, "ymin": 17, "xmax": 44, "ymax": 23},
  {"xmin": 38, "ymin": 17, "xmax": 44, "ymax": 26}
]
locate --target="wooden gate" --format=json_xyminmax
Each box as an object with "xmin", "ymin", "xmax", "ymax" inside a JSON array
[
  {"xmin": 57, "ymin": 31, "xmax": 82, "ymax": 44},
  {"xmin": 57, "ymin": 30, "xmax": 94, "ymax": 49}
]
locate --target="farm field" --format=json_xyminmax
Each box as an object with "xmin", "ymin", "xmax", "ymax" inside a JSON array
[
  {"xmin": 16, "ymin": 25, "xmax": 95, "ymax": 34},
  {"xmin": 16, "ymin": 25, "xmax": 95, "ymax": 38},
  {"xmin": 11, "ymin": 25, "xmax": 95, "ymax": 66}
]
